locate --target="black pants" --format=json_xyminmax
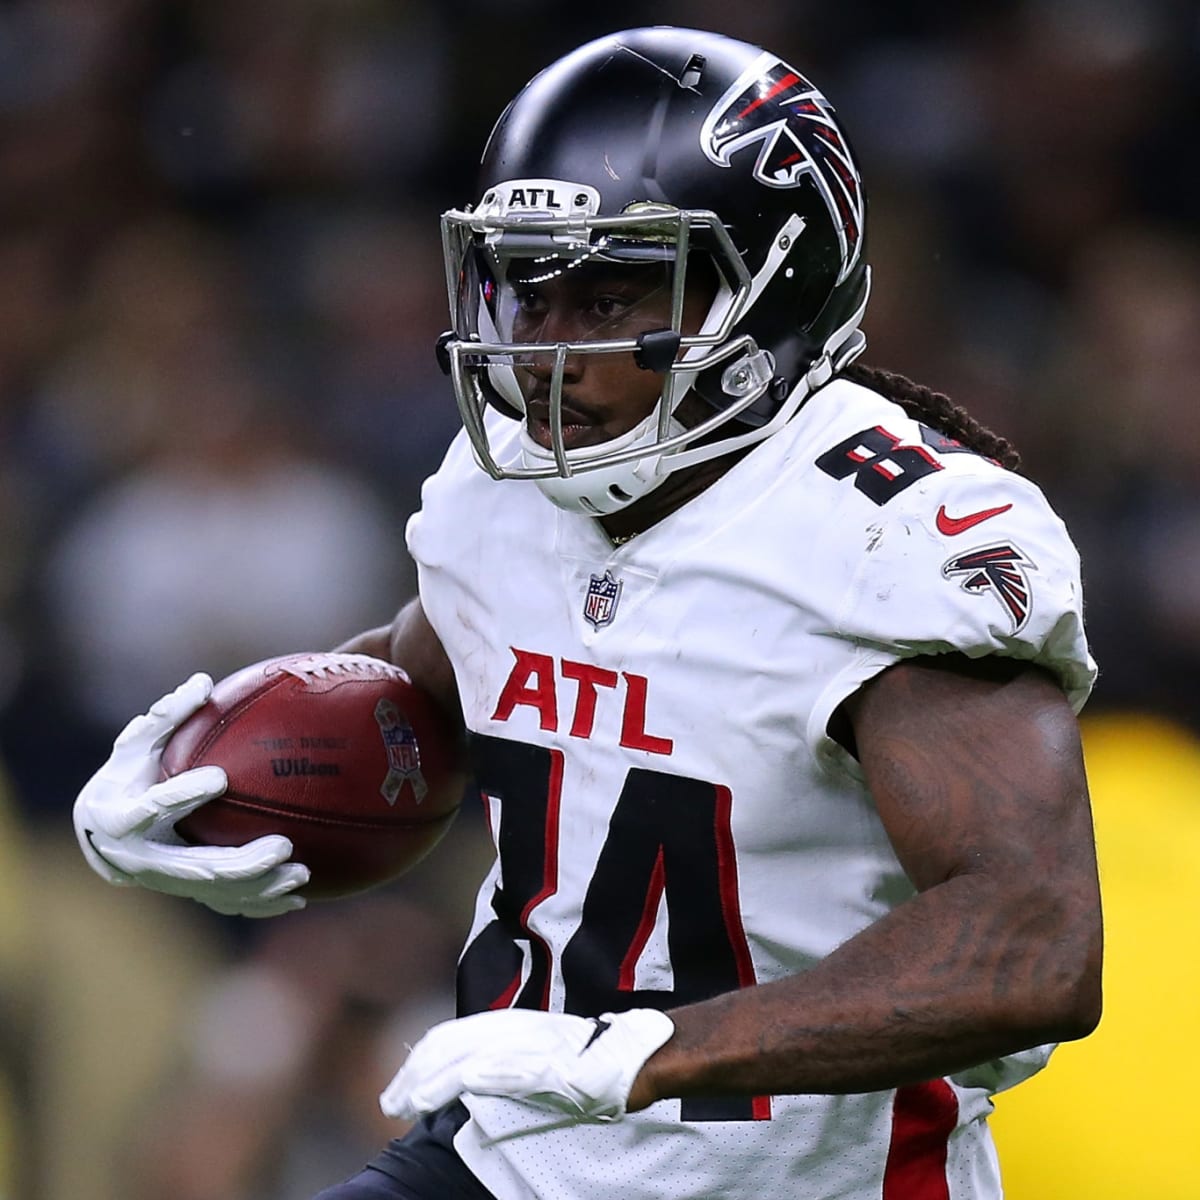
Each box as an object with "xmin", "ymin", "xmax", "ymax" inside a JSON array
[{"xmin": 312, "ymin": 1103, "xmax": 497, "ymax": 1200}]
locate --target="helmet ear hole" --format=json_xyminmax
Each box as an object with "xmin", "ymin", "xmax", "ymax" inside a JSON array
[
  {"xmin": 685, "ymin": 252, "xmax": 722, "ymax": 303},
  {"xmin": 608, "ymin": 484, "xmax": 634, "ymax": 502}
]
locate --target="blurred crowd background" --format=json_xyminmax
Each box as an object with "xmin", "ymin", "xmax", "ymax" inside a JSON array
[{"xmin": 1, "ymin": 1, "xmax": 1198, "ymax": 1197}]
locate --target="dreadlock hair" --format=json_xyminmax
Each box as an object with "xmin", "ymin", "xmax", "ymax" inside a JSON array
[{"xmin": 839, "ymin": 363, "xmax": 1021, "ymax": 472}]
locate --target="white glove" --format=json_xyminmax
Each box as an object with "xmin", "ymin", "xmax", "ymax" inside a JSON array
[
  {"xmin": 73, "ymin": 672, "xmax": 310, "ymax": 918},
  {"xmin": 380, "ymin": 1007, "xmax": 675, "ymax": 1123}
]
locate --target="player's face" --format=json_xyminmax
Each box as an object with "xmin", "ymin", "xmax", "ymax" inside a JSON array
[{"xmin": 508, "ymin": 261, "xmax": 713, "ymax": 452}]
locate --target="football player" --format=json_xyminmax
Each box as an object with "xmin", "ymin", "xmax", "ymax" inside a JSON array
[{"xmin": 73, "ymin": 27, "xmax": 1102, "ymax": 1200}]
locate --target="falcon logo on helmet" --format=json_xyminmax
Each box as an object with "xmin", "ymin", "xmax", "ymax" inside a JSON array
[
  {"xmin": 700, "ymin": 54, "xmax": 864, "ymax": 282},
  {"xmin": 942, "ymin": 544, "xmax": 1036, "ymax": 633}
]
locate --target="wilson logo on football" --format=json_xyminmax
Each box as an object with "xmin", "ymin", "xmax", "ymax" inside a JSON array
[
  {"xmin": 699, "ymin": 52, "xmax": 864, "ymax": 280},
  {"xmin": 942, "ymin": 544, "xmax": 1036, "ymax": 632}
]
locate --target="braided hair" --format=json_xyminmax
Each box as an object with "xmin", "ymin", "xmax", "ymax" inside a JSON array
[{"xmin": 840, "ymin": 363, "xmax": 1021, "ymax": 471}]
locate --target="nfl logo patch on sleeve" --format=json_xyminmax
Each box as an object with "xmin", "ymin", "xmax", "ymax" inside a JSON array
[{"xmin": 583, "ymin": 570, "xmax": 623, "ymax": 629}]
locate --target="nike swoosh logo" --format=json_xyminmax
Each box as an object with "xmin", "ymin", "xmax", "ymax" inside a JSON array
[
  {"xmin": 936, "ymin": 503, "xmax": 1012, "ymax": 536},
  {"xmin": 83, "ymin": 827, "xmax": 122, "ymax": 873},
  {"xmin": 582, "ymin": 1017, "xmax": 612, "ymax": 1052}
]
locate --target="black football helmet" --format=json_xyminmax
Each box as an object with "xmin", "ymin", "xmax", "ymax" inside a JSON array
[{"xmin": 439, "ymin": 26, "xmax": 870, "ymax": 514}]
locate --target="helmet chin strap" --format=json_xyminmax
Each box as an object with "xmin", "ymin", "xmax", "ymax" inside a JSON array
[{"xmin": 521, "ymin": 408, "xmax": 689, "ymax": 515}]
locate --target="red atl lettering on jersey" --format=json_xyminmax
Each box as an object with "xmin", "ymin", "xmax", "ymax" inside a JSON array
[
  {"xmin": 618, "ymin": 671, "xmax": 673, "ymax": 754},
  {"xmin": 492, "ymin": 649, "xmax": 558, "ymax": 730},
  {"xmin": 561, "ymin": 660, "xmax": 619, "ymax": 737},
  {"xmin": 492, "ymin": 649, "xmax": 674, "ymax": 756}
]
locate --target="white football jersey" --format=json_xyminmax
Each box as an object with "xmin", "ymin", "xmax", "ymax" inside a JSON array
[{"xmin": 405, "ymin": 377, "xmax": 1095, "ymax": 1200}]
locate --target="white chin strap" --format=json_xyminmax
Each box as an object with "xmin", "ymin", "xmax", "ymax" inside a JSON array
[{"xmin": 520, "ymin": 409, "xmax": 687, "ymax": 516}]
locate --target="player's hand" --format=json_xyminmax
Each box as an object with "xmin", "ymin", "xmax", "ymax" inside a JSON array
[
  {"xmin": 72, "ymin": 672, "xmax": 310, "ymax": 917},
  {"xmin": 379, "ymin": 1008, "xmax": 675, "ymax": 1123}
]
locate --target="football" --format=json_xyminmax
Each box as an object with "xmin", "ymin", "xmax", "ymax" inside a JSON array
[{"xmin": 162, "ymin": 652, "xmax": 464, "ymax": 900}]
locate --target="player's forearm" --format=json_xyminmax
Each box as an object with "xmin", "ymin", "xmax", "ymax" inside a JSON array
[
  {"xmin": 635, "ymin": 868, "xmax": 1101, "ymax": 1106},
  {"xmin": 336, "ymin": 599, "xmax": 463, "ymax": 731},
  {"xmin": 335, "ymin": 623, "xmax": 394, "ymax": 660}
]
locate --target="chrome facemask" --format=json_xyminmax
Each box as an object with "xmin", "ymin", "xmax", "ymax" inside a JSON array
[{"xmin": 438, "ymin": 181, "xmax": 791, "ymax": 512}]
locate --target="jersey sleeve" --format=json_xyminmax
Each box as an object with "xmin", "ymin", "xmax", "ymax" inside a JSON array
[
  {"xmin": 807, "ymin": 466, "xmax": 1096, "ymax": 774},
  {"xmin": 405, "ymin": 427, "xmax": 477, "ymax": 572},
  {"xmin": 406, "ymin": 412, "xmax": 523, "ymax": 576}
]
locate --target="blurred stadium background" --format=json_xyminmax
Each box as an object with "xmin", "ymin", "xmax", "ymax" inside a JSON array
[{"xmin": 1, "ymin": 1, "xmax": 1198, "ymax": 1196}]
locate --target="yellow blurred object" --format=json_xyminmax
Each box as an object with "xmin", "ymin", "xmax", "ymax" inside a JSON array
[
  {"xmin": 0, "ymin": 766, "xmax": 31, "ymax": 1200},
  {"xmin": 991, "ymin": 713, "xmax": 1200, "ymax": 1198}
]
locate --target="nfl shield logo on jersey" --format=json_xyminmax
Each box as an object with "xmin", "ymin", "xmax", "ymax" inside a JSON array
[
  {"xmin": 374, "ymin": 698, "xmax": 429, "ymax": 805},
  {"xmin": 583, "ymin": 570, "xmax": 623, "ymax": 629}
]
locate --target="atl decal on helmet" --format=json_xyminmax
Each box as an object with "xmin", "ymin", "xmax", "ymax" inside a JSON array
[
  {"xmin": 941, "ymin": 544, "xmax": 1036, "ymax": 632},
  {"xmin": 700, "ymin": 52, "xmax": 864, "ymax": 281}
]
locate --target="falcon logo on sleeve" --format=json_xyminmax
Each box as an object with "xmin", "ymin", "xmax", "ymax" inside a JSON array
[
  {"xmin": 699, "ymin": 54, "xmax": 863, "ymax": 280},
  {"xmin": 942, "ymin": 544, "xmax": 1036, "ymax": 632}
]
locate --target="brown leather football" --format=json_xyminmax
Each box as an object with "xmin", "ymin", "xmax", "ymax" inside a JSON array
[{"xmin": 163, "ymin": 652, "xmax": 464, "ymax": 900}]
